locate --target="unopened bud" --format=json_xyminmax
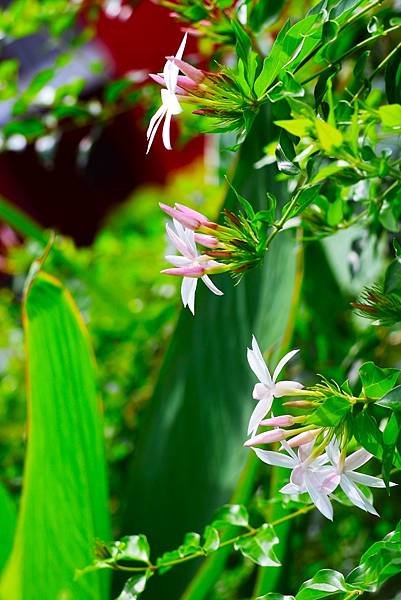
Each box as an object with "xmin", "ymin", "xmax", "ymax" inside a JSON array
[
  {"xmin": 287, "ymin": 429, "xmax": 321, "ymax": 448},
  {"xmin": 244, "ymin": 428, "xmax": 287, "ymax": 447},
  {"xmin": 260, "ymin": 415, "xmax": 295, "ymax": 427},
  {"xmin": 283, "ymin": 400, "xmax": 317, "ymax": 408}
]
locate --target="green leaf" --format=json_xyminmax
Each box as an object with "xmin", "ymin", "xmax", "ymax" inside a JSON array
[
  {"xmin": 295, "ymin": 569, "xmax": 352, "ymax": 599},
  {"xmin": 202, "ymin": 526, "xmax": 220, "ymax": 553},
  {"xmin": 307, "ymin": 395, "xmax": 351, "ymax": 427},
  {"xmin": 0, "ymin": 271, "xmax": 110, "ymax": 599},
  {"xmin": 353, "ymin": 411, "xmax": 382, "ymax": 458},
  {"xmin": 116, "ymin": 571, "xmax": 152, "ymax": 600},
  {"xmin": 384, "ymin": 260, "xmax": 401, "ymax": 294},
  {"xmin": 275, "ymin": 118, "xmax": 312, "ymax": 137},
  {"xmin": 235, "ymin": 524, "xmax": 280, "ymax": 567},
  {"xmin": 378, "ymin": 104, "xmax": 401, "ymax": 129},
  {"xmin": 114, "ymin": 535, "xmax": 150, "ymax": 563},
  {"xmin": 359, "ymin": 361, "xmax": 399, "ymax": 399},
  {"xmin": 382, "ymin": 412, "xmax": 400, "ymax": 485},
  {"xmin": 347, "ymin": 522, "xmax": 401, "ymax": 592},
  {"xmin": 385, "ymin": 48, "xmax": 401, "ymax": 104},
  {"xmin": 315, "ymin": 119, "xmax": 343, "ymax": 152},
  {"xmin": 322, "ymin": 20, "xmax": 339, "ymax": 44},
  {"xmin": 256, "ymin": 595, "xmax": 294, "ymax": 600},
  {"xmin": 212, "ymin": 504, "xmax": 249, "ymax": 528},
  {"xmin": 123, "ymin": 107, "xmax": 298, "ymax": 600},
  {"xmin": 0, "ymin": 483, "xmax": 17, "ymax": 573},
  {"xmin": 377, "ymin": 385, "xmax": 401, "ymax": 411}
]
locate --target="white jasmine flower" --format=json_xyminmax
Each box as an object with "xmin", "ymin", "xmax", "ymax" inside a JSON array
[{"xmin": 246, "ymin": 336, "xmax": 303, "ymax": 436}]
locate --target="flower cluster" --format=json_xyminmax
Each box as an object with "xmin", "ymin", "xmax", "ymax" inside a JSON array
[
  {"xmin": 244, "ymin": 336, "xmax": 394, "ymax": 520},
  {"xmin": 146, "ymin": 33, "xmax": 258, "ymax": 153},
  {"xmin": 160, "ymin": 202, "xmax": 269, "ymax": 313}
]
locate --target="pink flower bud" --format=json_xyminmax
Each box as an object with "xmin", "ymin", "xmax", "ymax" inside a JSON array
[
  {"xmin": 194, "ymin": 233, "xmax": 219, "ymax": 248},
  {"xmin": 287, "ymin": 429, "xmax": 320, "ymax": 448},
  {"xmin": 260, "ymin": 415, "xmax": 295, "ymax": 427},
  {"xmin": 244, "ymin": 428, "xmax": 287, "ymax": 447},
  {"xmin": 166, "ymin": 57, "xmax": 206, "ymax": 84},
  {"xmin": 161, "ymin": 265, "xmax": 205, "ymax": 277}
]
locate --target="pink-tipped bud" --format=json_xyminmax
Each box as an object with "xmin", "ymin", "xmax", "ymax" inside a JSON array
[
  {"xmin": 244, "ymin": 428, "xmax": 287, "ymax": 447},
  {"xmin": 194, "ymin": 233, "xmax": 219, "ymax": 248},
  {"xmin": 166, "ymin": 57, "xmax": 206, "ymax": 85},
  {"xmin": 161, "ymin": 265, "xmax": 205, "ymax": 277},
  {"xmin": 260, "ymin": 415, "xmax": 295, "ymax": 427},
  {"xmin": 160, "ymin": 203, "xmax": 200, "ymax": 229},
  {"xmin": 287, "ymin": 429, "xmax": 320, "ymax": 448},
  {"xmin": 283, "ymin": 400, "xmax": 316, "ymax": 408}
]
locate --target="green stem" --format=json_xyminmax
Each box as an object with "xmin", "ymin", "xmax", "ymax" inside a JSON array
[{"xmin": 109, "ymin": 505, "xmax": 314, "ymax": 577}]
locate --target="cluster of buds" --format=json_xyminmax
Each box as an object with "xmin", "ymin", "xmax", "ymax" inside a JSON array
[
  {"xmin": 244, "ymin": 336, "xmax": 394, "ymax": 520},
  {"xmin": 146, "ymin": 34, "xmax": 257, "ymax": 153},
  {"xmin": 160, "ymin": 201, "xmax": 267, "ymax": 313}
]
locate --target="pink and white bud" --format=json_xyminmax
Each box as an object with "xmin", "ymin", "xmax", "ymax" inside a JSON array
[
  {"xmin": 160, "ymin": 202, "xmax": 215, "ymax": 230},
  {"xmin": 287, "ymin": 429, "xmax": 321, "ymax": 448},
  {"xmin": 166, "ymin": 57, "xmax": 206, "ymax": 85},
  {"xmin": 244, "ymin": 428, "xmax": 287, "ymax": 447},
  {"xmin": 259, "ymin": 415, "xmax": 295, "ymax": 427},
  {"xmin": 194, "ymin": 233, "xmax": 219, "ymax": 248},
  {"xmin": 161, "ymin": 265, "xmax": 205, "ymax": 277}
]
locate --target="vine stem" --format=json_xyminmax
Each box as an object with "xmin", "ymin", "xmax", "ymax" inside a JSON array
[{"xmin": 108, "ymin": 505, "xmax": 315, "ymax": 576}]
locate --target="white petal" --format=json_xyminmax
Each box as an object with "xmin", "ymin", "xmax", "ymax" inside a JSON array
[
  {"xmin": 175, "ymin": 32, "xmax": 187, "ymax": 60},
  {"xmin": 247, "ymin": 398, "xmax": 272, "ymax": 436},
  {"xmin": 280, "ymin": 439, "xmax": 298, "ymax": 460},
  {"xmin": 298, "ymin": 441, "xmax": 315, "ymax": 463},
  {"xmin": 252, "ymin": 383, "xmax": 271, "ymax": 401},
  {"xmin": 274, "ymin": 380, "xmax": 303, "ymax": 397},
  {"xmin": 165, "ymin": 255, "xmax": 192, "ymax": 267},
  {"xmin": 181, "ymin": 277, "xmax": 197, "ymax": 314},
  {"xmin": 247, "ymin": 337, "xmax": 271, "ymax": 385},
  {"xmin": 347, "ymin": 472, "xmax": 387, "ymax": 488},
  {"xmin": 340, "ymin": 475, "xmax": 378, "ymax": 516},
  {"xmin": 304, "ymin": 471, "xmax": 333, "ymax": 520},
  {"xmin": 166, "ymin": 223, "xmax": 193, "ymax": 259},
  {"xmin": 252, "ymin": 447, "xmax": 295, "ymax": 468},
  {"xmin": 162, "ymin": 109, "xmax": 173, "ymax": 150},
  {"xmin": 146, "ymin": 104, "xmax": 167, "ymax": 154},
  {"xmin": 280, "ymin": 482, "xmax": 301, "ymax": 495},
  {"xmin": 326, "ymin": 437, "xmax": 340, "ymax": 466},
  {"xmin": 272, "ymin": 349, "xmax": 299, "ymax": 382},
  {"xmin": 201, "ymin": 275, "xmax": 223, "ymax": 296},
  {"xmin": 344, "ymin": 448, "xmax": 373, "ymax": 472}
]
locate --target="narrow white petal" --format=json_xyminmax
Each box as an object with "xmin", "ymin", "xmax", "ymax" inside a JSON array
[
  {"xmin": 340, "ymin": 475, "xmax": 378, "ymax": 516},
  {"xmin": 326, "ymin": 437, "xmax": 340, "ymax": 466},
  {"xmin": 280, "ymin": 482, "xmax": 301, "ymax": 495},
  {"xmin": 344, "ymin": 448, "xmax": 373, "ymax": 471},
  {"xmin": 162, "ymin": 109, "xmax": 173, "ymax": 150},
  {"xmin": 252, "ymin": 447, "xmax": 295, "ymax": 468},
  {"xmin": 201, "ymin": 275, "xmax": 224, "ymax": 296},
  {"xmin": 298, "ymin": 441, "xmax": 315, "ymax": 463},
  {"xmin": 280, "ymin": 439, "xmax": 298, "ymax": 460},
  {"xmin": 146, "ymin": 103, "xmax": 166, "ymax": 140},
  {"xmin": 166, "ymin": 223, "xmax": 193, "ymax": 259},
  {"xmin": 146, "ymin": 105, "xmax": 167, "ymax": 154},
  {"xmin": 272, "ymin": 349, "xmax": 299, "ymax": 382},
  {"xmin": 348, "ymin": 472, "xmax": 387, "ymax": 488},
  {"xmin": 247, "ymin": 342, "xmax": 271, "ymax": 385},
  {"xmin": 165, "ymin": 255, "xmax": 192, "ymax": 267},
  {"xmin": 247, "ymin": 398, "xmax": 272, "ymax": 436},
  {"xmin": 175, "ymin": 32, "xmax": 188, "ymax": 60},
  {"xmin": 274, "ymin": 380, "xmax": 303, "ymax": 397},
  {"xmin": 251, "ymin": 336, "xmax": 273, "ymax": 384},
  {"xmin": 181, "ymin": 277, "xmax": 197, "ymax": 314},
  {"xmin": 304, "ymin": 471, "xmax": 333, "ymax": 520},
  {"xmin": 252, "ymin": 383, "xmax": 271, "ymax": 401}
]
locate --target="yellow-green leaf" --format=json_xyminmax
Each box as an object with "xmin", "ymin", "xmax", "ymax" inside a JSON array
[
  {"xmin": 275, "ymin": 119, "xmax": 312, "ymax": 137},
  {"xmin": 378, "ymin": 104, "xmax": 401, "ymax": 129},
  {"xmin": 315, "ymin": 119, "xmax": 343, "ymax": 152}
]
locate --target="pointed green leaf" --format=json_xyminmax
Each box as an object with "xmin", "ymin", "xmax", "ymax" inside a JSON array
[
  {"xmin": 0, "ymin": 271, "xmax": 109, "ymax": 599},
  {"xmin": 359, "ymin": 362, "xmax": 399, "ymax": 399},
  {"xmin": 235, "ymin": 524, "xmax": 280, "ymax": 567}
]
